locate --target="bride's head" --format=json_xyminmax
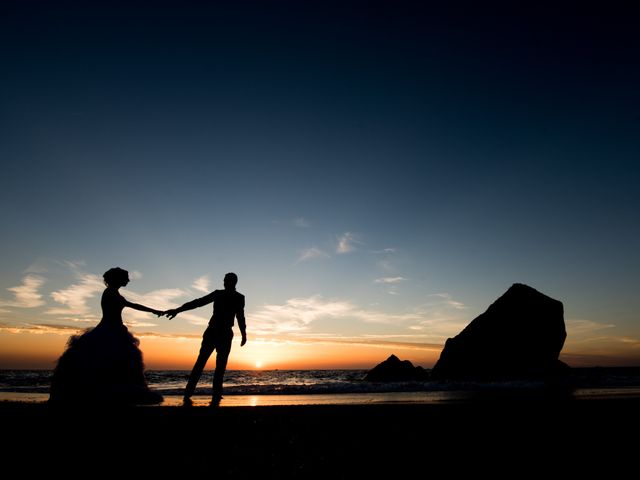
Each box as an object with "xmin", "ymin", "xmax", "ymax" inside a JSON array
[{"xmin": 103, "ymin": 267, "xmax": 129, "ymax": 288}]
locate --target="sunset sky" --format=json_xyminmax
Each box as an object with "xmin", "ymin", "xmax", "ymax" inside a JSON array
[{"xmin": 1, "ymin": 2, "xmax": 639, "ymax": 370}]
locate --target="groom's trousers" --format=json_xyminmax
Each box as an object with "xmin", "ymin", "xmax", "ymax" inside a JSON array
[{"xmin": 185, "ymin": 325, "xmax": 234, "ymax": 399}]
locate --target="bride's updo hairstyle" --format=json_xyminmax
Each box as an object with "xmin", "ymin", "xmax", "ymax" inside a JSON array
[{"xmin": 103, "ymin": 267, "xmax": 129, "ymax": 287}]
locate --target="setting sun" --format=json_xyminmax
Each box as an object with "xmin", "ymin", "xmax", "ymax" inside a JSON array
[{"xmin": 255, "ymin": 361, "xmax": 264, "ymax": 369}]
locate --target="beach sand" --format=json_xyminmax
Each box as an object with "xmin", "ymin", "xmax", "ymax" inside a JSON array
[{"xmin": 2, "ymin": 393, "xmax": 638, "ymax": 477}]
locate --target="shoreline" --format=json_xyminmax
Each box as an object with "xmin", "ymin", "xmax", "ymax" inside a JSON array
[{"xmin": 3, "ymin": 385, "xmax": 640, "ymax": 407}]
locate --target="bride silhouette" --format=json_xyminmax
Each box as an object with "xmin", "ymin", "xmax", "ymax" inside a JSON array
[{"xmin": 49, "ymin": 267, "xmax": 164, "ymax": 405}]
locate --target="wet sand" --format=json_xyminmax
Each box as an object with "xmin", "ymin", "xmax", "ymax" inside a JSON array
[
  {"xmin": 2, "ymin": 394, "xmax": 638, "ymax": 477},
  {"xmin": 4, "ymin": 385, "xmax": 640, "ymax": 406}
]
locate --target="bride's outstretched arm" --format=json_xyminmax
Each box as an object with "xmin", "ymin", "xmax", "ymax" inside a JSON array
[{"xmin": 124, "ymin": 300, "xmax": 164, "ymax": 317}]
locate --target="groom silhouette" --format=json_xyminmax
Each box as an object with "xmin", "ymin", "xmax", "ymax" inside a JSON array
[{"xmin": 165, "ymin": 272, "xmax": 246, "ymax": 405}]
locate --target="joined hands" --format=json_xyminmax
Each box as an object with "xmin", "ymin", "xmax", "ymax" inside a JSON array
[{"xmin": 151, "ymin": 309, "xmax": 178, "ymax": 319}]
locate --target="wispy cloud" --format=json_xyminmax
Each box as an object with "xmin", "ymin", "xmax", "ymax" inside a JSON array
[
  {"xmin": 398, "ymin": 293, "xmax": 470, "ymax": 339},
  {"xmin": 0, "ymin": 322, "xmax": 82, "ymax": 335},
  {"xmin": 192, "ymin": 275, "xmax": 211, "ymax": 293},
  {"xmin": 372, "ymin": 248, "xmax": 396, "ymax": 254},
  {"xmin": 272, "ymin": 217, "xmax": 312, "ymax": 228},
  {"xmin": 129, "ymin": 270, "xmax": 143, "ymax": 280},
  {"xmin": 0, "ymin": 320, "xmax": 441, "ymax": 353},
  {"xmin": 122, "ymin": 287, "xmax": 210, "ymax": 326},
  {"xmin": 293, "ymin": 217, "xmax": 311, "ymax": 228},
  {"xmin": 3, "ymin": 263, "xmax": 213, "ymax": 328},
  {"xmin": 372, "ymin": 248, "xmax": 397, "ymax": 271},
  {"xmin": 375, "ymin": 277, "xmax": 406, "ymax": 296},
  {"xmin": 120, "ymin": 288, "xmax": 187, "ymax": 310},
  {"xmin": 132, "ymin": 331, "xmax": 202, "ymax": 340},
  {"xmin": 0, "ymin": 275, "xmax": 46, "ymax": 308},
  {"xmin": 249, "ymin": 294, "xmax": 469, "ymax": 341},
  {"xmin": 297, "ymin": 247, "xmax": 330, "ymax": 263},
  {"xmin": 58, "ymin": 260, "xmax": 86, "ymax": 271},
  {"xmin": 124, "ymin": 319, "xmax": 158, "ymax": 328},
  {"xmin": 47, "ymin": 274, "xmax": 104, "ymax": 315},
  {"xmin": 560, "ymin": 320, "xmax": 640, "ymax": 366},
  {"xmin": 0, "ymin": 321, "xmax": 202, "ymax": 340},
  {"xmin": 25, "ymin": 260, "xmax": 49, "ymax": 274},
  {"xmin": 177, "ymin": 312, "xmax": 211, "ymax": 326},
  {"xmin": 428, "ymin": 293, "xmax": 466, "ymax": 310},
  {"xmin": 257, "ymin": 333, "xmax": 444, "ymax": 351},
  {"xmin": 250, "ymin": 295, "xmax": 425, "ymax": 336},
  {"xmin": 45, "ymin": 316, "xmax": 98, "ymax": 324},
  {"xmin": 565, "ymin": 319, "xmax": 616, "ymax": 335},
  {"xmin": 337, "ymin": 232, "xmax": 360, "ymax": 254},
  {"xmin": 374, "ymin": 276, "xmax": 406, "ymax": 284}
]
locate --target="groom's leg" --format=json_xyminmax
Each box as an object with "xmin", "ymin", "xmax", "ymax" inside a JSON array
[
  {"xmin": 212, "ymin": 329, "xmax": 233, "ymax": 399},
  {"xmin": 184, "ymin": 329, "xmax": 215, "ymax": 399}
]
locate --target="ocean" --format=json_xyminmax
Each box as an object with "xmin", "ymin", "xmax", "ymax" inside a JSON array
[{"xmin": 2, "ymin": 367, "xmax": 640, "ymax": 406}]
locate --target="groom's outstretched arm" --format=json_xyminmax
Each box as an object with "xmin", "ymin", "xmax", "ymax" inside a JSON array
[{"xmin": 166, "ymin": 291, "xmax": 216, "ymax": 319}]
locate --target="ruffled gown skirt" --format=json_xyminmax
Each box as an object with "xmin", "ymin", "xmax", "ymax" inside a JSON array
[{"xmin": 49, "ymin": 322, "xmax": 163, "ymax": 405}]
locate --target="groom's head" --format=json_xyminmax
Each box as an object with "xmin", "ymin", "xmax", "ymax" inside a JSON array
[{"xmin": 224, "ymin": 272, "xmax": 238, "ymax": 290}]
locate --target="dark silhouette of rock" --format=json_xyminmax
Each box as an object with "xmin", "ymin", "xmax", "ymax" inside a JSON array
[
  {"xmin": 432, "ymin": 283, "xmax": 568, "ymax": 380},
  {"xmin": 365, "ymin": 354, "xmax": 429, "ymax": 381}
]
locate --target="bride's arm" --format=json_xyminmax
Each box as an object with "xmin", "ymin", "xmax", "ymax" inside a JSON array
[{"xmin": 124, "ymin": 299, "xmax": 163, "ymax": 316}]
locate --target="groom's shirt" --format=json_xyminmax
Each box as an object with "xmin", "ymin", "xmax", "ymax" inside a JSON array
[{"xmin": 181, "ymin": 289, "xmax": 246, "ymax": 331}]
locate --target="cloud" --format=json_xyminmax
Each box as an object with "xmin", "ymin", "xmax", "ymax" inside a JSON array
[
  {"xmin": 297, "ymin": 247, "xmax": 330, "ymax": 263},
  {"xmin": 374, "ymin": 277, "xmax": 406, "ymax": 284},
  {"xmin": 25, "ymin": 260, "xmax": 49, "ymax": 274},
  {"xmin": 249, "ymin": 294, "xmax": 470, "ymax": 341},
  {"xmin": 0, "ymin": 275, "xmax": 46, "ymax": 308},
  {"xmin": 337, "ymin": 232, "xmax": 360, "ymax": 254},
  {"xmin": 132, "ymin": 331, "xmax": 202, "ymax": 340},
  {"xmin": 0, "ymin": 320, "xmax": 444, "ymax": 353},
  {"xmin": 377, "ymin": 260, "xmax": 394, "ymax": 270},
  {"xmin": 129, "ymin": 270, "xmax": 143, "ymax": 280},
  {"xmin": 260, "ymin": 333, "xmax": 444, "ymax": 351},
  {"xmin": 565, "ymin": 319, "xmax": 616, "ymax": 335},
  {"xmin": 0, "ymin": 322, "xmax": 203, "ymax": 340},
  {"xmin": 427, "ymin": 293, "xmax": 466, "ymax": 310},
  {"xmin": 370, "ymin": 247, "xmax": 397, "ymax": 270},
  {"xmin": 293, "ymin": 217, "xmax": 311, "ymax": 228},
  {"xmin": 46, "ymin": 316, "xmax": 99, "ymax": 324},
  {"xmin": 192, "ymin": 275, "xmax": 211, "ymax": 293},
  {"xmin": 47, "ymin": 274, "xmax": 104, "ymax": 315},
  {"xmin": 178, "ymin": 312, "xmax": 210, "ymax": 326},
  {"xmin": 59, "ymin": 260, "xmax": 86, "ymax": 271},
  {"xmin": 372, "ymin": 248, "xmax": 396, "ymax": 254},
  {"xmin": 124, "ymin": 319, "xmax": 158, "ymax": 328},
  {"xmin": 122, "ymin": 287, "xmax": 210, "ymax": 326},
  {"xmin": 5, "ymin": 263, "xmax": 212, "ymax": 327},
  {"xmin": 121, "ymin": 288, "xmax": 188, "ymax": 309},
  {"xmin": 250, "ymin": 295, "xmax": 425, "ymax": 336},
  {"xmin": 0, "ymin": 322, "xmax": 82, "ymax": 335}
]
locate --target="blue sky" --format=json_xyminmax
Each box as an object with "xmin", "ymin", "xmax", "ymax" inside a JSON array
[{"xmin": 1, "ymin": 1, "xmax": 639, "ymax": 368}]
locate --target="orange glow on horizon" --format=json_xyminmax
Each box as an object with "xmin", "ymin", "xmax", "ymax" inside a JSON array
[
  {"xmin": 2, "ymin": 331, "xmax": 640, "ymax": 370},
  {"xmin": 133, "ymin": 334, "xmax": 445, "ymax": 370},
  {"xmin": 0, "ymin": 331, "xmax": 442, "ymax": 370}
]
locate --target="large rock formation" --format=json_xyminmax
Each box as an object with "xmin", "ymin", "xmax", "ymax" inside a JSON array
[
  {"xmin": 365, "ymin": 354, "xmax": 429, "ymax": 382},
  {"xmin": 432, "ymin": 283, "xmax": 568, "ymax": 380}
]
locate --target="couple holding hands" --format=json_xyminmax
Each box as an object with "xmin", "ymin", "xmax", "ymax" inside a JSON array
[{"xmin": 50, "ymin": 267, "xmax": 247, "ymax": 406}]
